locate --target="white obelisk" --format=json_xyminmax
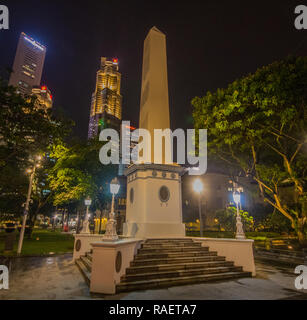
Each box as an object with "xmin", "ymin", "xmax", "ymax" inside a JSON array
[{"xmin": 123, "ymin": 27, "xmax": 185, "ymax": 238}]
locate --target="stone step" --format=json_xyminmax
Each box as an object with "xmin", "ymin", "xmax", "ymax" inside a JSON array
[
  {"xmin": 145, "ymin": 238, "xmax": 194, "ymax": 243},
  {"xmin": 131, "ymin": 255, "xmax": 226, "ymax": 267},
  {"xmin": 126, "ymin": 260, "xmax": 234, "ymax": 274},
  {"xmin": 80, "ymin": 255, "xmax": 92, "ymax": 271},
  {"xmin": 75, "ymin": 258, "xmax": 91, "ymax": 286},
  {"xmin": 121, "ymin": 266, "xmax": 243, "ymax": 282},
  {"xmin": 138, "ymin": 246, "xmax": 209, "ymax": 254},
  {"xmin": 117, "ymin": 271, "xmax": 251, "ymax": 293},
  {"xmin": 134, "ymin": 251, "xmax": 217, "ymax": 260},
  {"xmin": 141, "ymin": 242, "xmax": 202, "ymax": 249}
]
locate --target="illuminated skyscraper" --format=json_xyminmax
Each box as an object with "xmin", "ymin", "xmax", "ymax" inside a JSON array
[
  {"xmin": 9, "ymin": 32, "xmax": 46, "ymax": 95},
  {"xmin": 88, "ymin": 57, "xmax": 122, "ymax": 139},
  {"xmin": 31, "ymin": 85, "xmax": 53, "ymax": 110}
]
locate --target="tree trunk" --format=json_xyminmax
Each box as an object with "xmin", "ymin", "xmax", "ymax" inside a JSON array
[{"xmin": 297, "ymin": 218, "xmax": 306, "ymax": 247}]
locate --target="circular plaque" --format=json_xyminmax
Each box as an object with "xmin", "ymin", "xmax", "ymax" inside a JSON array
[
  {"xmin": 115, "ymin": 251, "xmax": 122, "ymax": 273},
  {"xmin": 75, "ymin": 239, "xmax": 81, "ymax": 252},
  {"xmin": 159, "ymin": 185, "xmax": 170, "ymax": 202}
]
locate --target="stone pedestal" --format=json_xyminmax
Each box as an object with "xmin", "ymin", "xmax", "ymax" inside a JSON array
[
  {"xmin": 123, "ymin": 164, "xmax": 186, "ymax": 238},
  {"xmin": 90, "ymin": 239, "xmax": 142, "ymax": 294},
  {"xmin": 193, "ymin": 237, "xmax": 256, "ymax": 276},
  {"xmin": 73, "ymin": 234, "xmax": 105, "ymax": 260}
]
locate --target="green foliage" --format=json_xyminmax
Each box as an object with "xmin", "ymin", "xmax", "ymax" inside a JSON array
[
  {"xmin": 256, "ymin": 210, "xmax": 293, "ymax": 233},
  {"xmin": 215, "ymin": 206, "xmax": 254, "ymax": 232},
  {"xmin": 48, "ymin": 139, "xmax": 117, "ymax": 210},
  {"xmin": 0, "ymin": 78, "xmax": 73, "ymax": 218},
  {"xmin": 192, "ymin": 56, "xmax": 307, "ymax": 244}
]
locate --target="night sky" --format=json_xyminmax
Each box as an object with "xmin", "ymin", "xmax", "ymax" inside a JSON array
[{"xmin": 1, "ymin": 0, "xmax": 306, "ymax": 139}]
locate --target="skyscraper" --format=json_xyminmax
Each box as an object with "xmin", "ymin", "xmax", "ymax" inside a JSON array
[
  {"xmin": 9, "ymin": 32, "xmax": 46, "ymax": 95},
  {"xmin": 31, "ymin": 85, "xmax": 53, "ymax": 110},
  {"xmin": 88, "ymin": 57, "xmax": 122, "ymax": 139}
]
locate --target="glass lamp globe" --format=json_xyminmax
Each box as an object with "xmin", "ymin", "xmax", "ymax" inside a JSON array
[
  {"xmin": 84, "ymin": 197, "xmax": 92, "ymax": 206},
  {"xmin": 110, "ymin": 177, "xmax": 120, "ymax": 195},
  {"xmin": 193, "ymin": 179, "xmax": 203, "ymax": 193}
]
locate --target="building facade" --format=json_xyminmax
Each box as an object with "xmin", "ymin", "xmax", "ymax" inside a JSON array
[
  {"xmin": 88, "ymin": 57, "xmax": 122, "ymax": 139},
  {"xmin": 31, "ymin": 85, "xmax": 53, "ymax": 110},
  {"xmin": 9, "ymin": 32, "xmax": 46, "ymax": 95},
  {"xmin": 181, "ymin": 172, "xmax": 262, "ymax": 228}
]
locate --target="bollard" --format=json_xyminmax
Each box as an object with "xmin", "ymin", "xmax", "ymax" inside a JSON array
[{"xmin": 4, "ymin": 232, "xmax": 16, "ymax": 254}]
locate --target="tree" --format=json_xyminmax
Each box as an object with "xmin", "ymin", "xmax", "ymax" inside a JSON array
[
  {"xmin": 0, "ymin": 78, "xmax": 73, "ymax": 220},
  {"xmin": 215, "ymin": 207, "xmax": 254, "ymax": 232},
  {"xmin": 256, "ymin": 209, "xmax": 292, "ymax": 234},
  {"xmin": 47, "ymin": 139, "xmax": 117, "ymax": 213},
  {"xmin": 192, "ymin": 56, "xmax": 307, "ymax": 246}
]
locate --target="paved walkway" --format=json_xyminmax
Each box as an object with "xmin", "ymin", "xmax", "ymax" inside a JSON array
[{"xmin": 0, "ymin": 254, "xmax": 306, "ymax": 300}]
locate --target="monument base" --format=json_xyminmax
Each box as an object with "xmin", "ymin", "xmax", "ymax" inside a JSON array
[
  {"xmin": 124, "ymin": 163, "xmax": 186, "ymax": 239},
  {"xmin": 123, "ymin": 221, "xmax": 185, "ymax": 238}
]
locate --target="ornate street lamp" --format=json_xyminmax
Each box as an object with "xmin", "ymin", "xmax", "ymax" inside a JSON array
[
  {"xmin": 233, "ymin": 191, "xmax": 245, "ymax": 239},
  {"xmin": 81, "ymin": 196, "xmax": 92, "ymax": 234},
  {"xmin": 193, "ymin": 178, "xmax": 204, "ymax": 237},
  {"xmin": 103, "ymin": 177, "xmax": 120, "ymax": 241}
]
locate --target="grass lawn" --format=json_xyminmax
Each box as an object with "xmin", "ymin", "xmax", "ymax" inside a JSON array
[{"xmin": 0, "ymin": 229, "xmax": 74, "ymax": 256}]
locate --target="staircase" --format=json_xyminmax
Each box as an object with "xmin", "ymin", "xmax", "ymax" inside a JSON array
[{"xmin": 76, "ymin": 238, "xmax": 251, "ymax": 293}]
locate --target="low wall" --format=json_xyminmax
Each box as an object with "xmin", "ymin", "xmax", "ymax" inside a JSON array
[
  {"xmin": 254, "ymin": 247, "xmax": 306, "ymax": 265},
  {"xmin": 73, "ymin": 234, "xmax": 105, "ymax": 261},
  {"xmin": 90, "ymin": 239, "xmax": 142, "ymax": 294},
  {"xmin": 191, "ymin": 237, "xmax": 256, "ymax": 276}
]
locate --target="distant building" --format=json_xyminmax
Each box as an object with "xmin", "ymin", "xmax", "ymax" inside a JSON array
[
  {"xmin": 181, "ymin": 172, "xmax": 262, "ymax": 228},
  {"xmin": 88, "ymin": 57, "xmax": 122, "ymax": 139},
  {"xmin": 118, "ymin": 123, "xmax": 137, "ymax": 176},
  {"xmin": 9, "ymin": 32, "xmax": 46, "ymax": 95},
  {"xmin": 31, "ymin": 85, "xmax": 53, "ymax": 110}
]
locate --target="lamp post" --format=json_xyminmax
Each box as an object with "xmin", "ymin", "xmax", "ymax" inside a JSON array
[
  {"xmin": 103, "ymin": 177, "xmax": 120, "ymax": 241},
  {"xmin": 81, "ymin": 197, "xmax": 92, "ymax": 234},
  {"xmin": 193, "ymin": 178, "xmax": 204, "ymax": 237},
  {"xmin": 233, "ymin": 191, "xmax": 245, "ymax": 239},
  {"xmin": 53, "ymin": 214, "xmax": 57, "ymax": 230},
  {"xmin": 17, "ymin": 155, "xmax": 41, "ymax": 255}
]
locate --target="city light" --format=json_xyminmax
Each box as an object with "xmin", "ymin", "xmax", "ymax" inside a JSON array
[
  {"xmin": 110, "ymin": 177, "xmax": 120, "ymax": 195},
  {"xmin": 84, "ymin": 197, "xmax": 92, "ymax": 206},
  {"xmin": 193, "ymin": 179, "xmax": 203, "ymax": 193},
  {"xmin": 23, "ymin": 34, "xmax": 45, "ymax": 51}
]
